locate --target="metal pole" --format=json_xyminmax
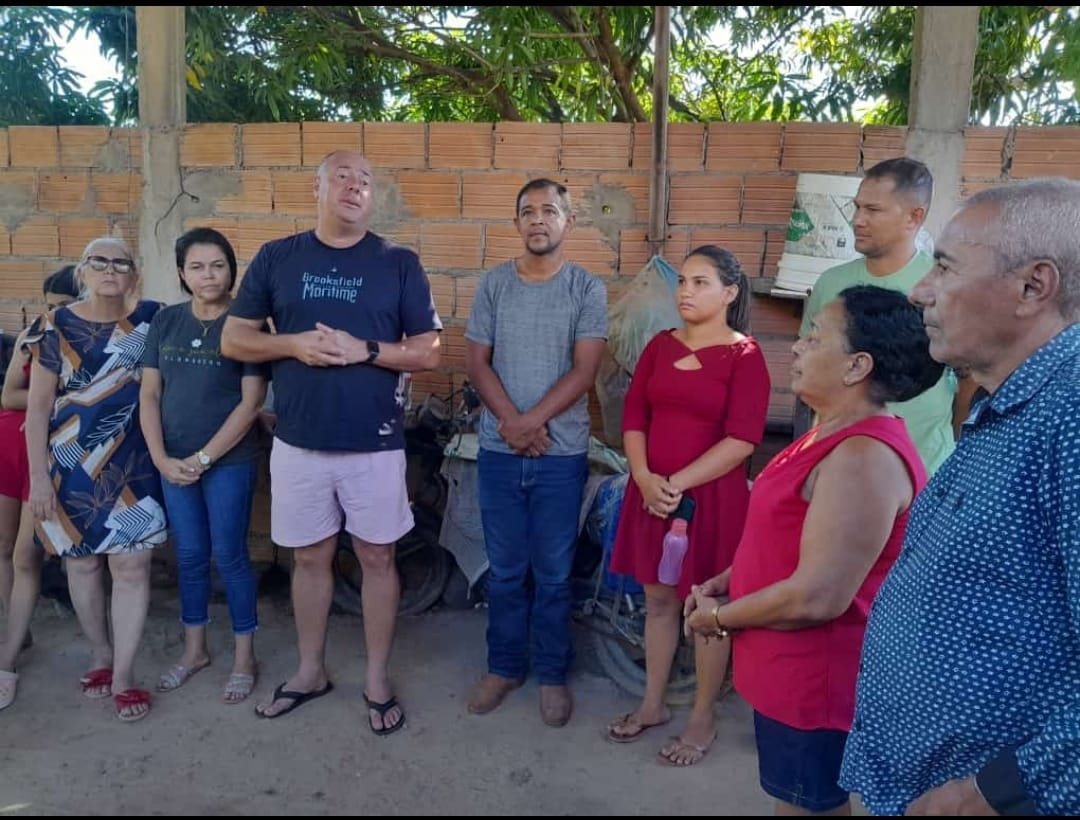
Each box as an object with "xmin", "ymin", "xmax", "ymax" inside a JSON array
[{"xmin": 648, "ymin": 6, "xmax": 671, "ymax": 257}]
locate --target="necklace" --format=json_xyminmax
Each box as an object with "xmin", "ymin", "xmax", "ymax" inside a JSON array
[{"xmin": 190, "ymin": 304, "xmax": 226, "ymax": 349}]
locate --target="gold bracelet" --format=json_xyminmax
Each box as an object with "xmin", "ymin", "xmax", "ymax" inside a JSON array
[{"xmin": 711, "ymin": 605, "xmax": 730, "ymax": 640}]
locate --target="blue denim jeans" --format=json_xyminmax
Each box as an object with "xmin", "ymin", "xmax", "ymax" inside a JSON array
[
  {"xmin": 477, "ymin": 449, "xmax": 588, "ymax": 685},
  {"xmin": 160, "ymin": 460, "xmax": 259, "ymax": 635}
]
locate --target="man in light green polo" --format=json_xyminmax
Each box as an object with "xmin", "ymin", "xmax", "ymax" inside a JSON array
[{"xmin": 797, "ymin": 157, "xmax": 957, "ymax": 475}]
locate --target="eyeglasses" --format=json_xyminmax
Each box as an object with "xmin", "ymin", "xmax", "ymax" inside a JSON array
[{"xmin": 84, "ymin": 255, "xmax": 136, "ymax": 275}]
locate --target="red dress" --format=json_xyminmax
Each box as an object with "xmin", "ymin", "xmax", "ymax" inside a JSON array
[
  {"xmin": 609, "ymin": 330, "xmax": 771, "ymax": 598},
  {"xmin": 0, "ymin": 359, "xmax": 31, "ymax": 502},
  {"xmin": 729, "ymin": 415, "xmax": 926, "ymax": 731}
]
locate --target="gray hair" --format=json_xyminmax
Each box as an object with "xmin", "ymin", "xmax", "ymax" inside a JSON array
[
  {"xmin": 80, "ymin": 235, "xmax": 135, "ymax": 263},
  {"xmin": 961, "ymin": 178, "xmax": 1080, "ymax": 320}
]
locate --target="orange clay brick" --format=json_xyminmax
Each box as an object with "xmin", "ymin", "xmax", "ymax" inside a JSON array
[
  {"xmin": 89, "ymin": 172, "xmax": 142, "ymax": 215},
  {"xmin": 241, "ymin": 123, "xmax": 301, "ymax": 167},
  {"xmin": 454, "ymin": 274, "xmax": 478, "ymax": 320},
  {"xmin": 9, "ymin": 126, "xmax": 58, "ymax": 168},
  {"xmin": 38, "ymin": 172, "xmax": 90, "ymax": 214},
  {"xmin": 687, "ymin": 228, "xmax": 767, "ymax": 277},
  {"xmin": 706, "ymin": 123, "xmax": 783, "ymax": 172},
  {"xmin": 482, "ymin": 223, "xmax": 521, "ymax": 268},
  {"xmin": 668, "ymin": 175, "xmax": 741, "ymax": 225},
  {"xmin": 429, "ymin": 123, "xmax": 492, "ymax": 170},
  {"xmin": 11, "ymin": 216, "xmax": 60, "ymax": 256},
  {"xmin": 780, "ymin": 123, "xmax": 861, "ymax": 173},
  {"xmin": 397, "ymin": 171, "xmax": 460, "ymax": 219},
  {"xmin": 301, "ymin": 122, "xmax": 363, "ymax": 167},
  {"xmin": 562, "ymin": 124, "xmax": 631, "ymax": 171},
  {"xmin": 427, "ymin": 273, "xmax": 454, "ymax": 318},
  {"xmin": 420, "ymin": 223, "xmax": 482, "ymax": 270},
  {"xmin": 1010, "ymin": 127, "xmax": 1080, "ymax": 179},
  {"xmin": 861, "ymin": 125, "xmax": 908, "ymax": 170},
  {"xmin": 364, "ymin": 123, "xmax": 426, "ymax": 170},
  {"xmin": 58, "ymin": 217, "xmax": 110, "ymax": 258},
  {"xmin": 632, "ymin": 122, "xmax": 706, "ymax": 171},
  {"xmin": 59, "ymin": 126, "xmax": 111, "ymax": 168},
  {"xmin": 270, "ymin": 170, "xmax": 315, "ymax": 216},
  {"xmin": 742, "ymin": 175, "xmax": 798, "ymax": 226},
  {"xmin": 461, "ymin": 172, "xmax": 528, "ymax": 220},
  {"xmin": 494, "ymin": 122, "xmax": 561, "ymax": 171},
  {"xmin": 181, "ymin": 124, "xmax": 238, "ymax": 168},
  {"xmin": 961, "ymin": 127, "xmax": 1008, "ymax": 180},
  {"xmin": 214, "ymin": 170, "xmax": 274, "ymax": 216}
]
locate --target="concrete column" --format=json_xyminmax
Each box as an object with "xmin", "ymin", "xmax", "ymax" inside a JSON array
[
  {"xmin": 136, "ymin": 5, "xmax": 186, "ymax": 304},
  {"xmin": 905, "ymin": 6, "xmax": 981, "ymax": 241}
]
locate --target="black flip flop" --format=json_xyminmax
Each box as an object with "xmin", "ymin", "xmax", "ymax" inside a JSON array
[
  {"xmin": 364, "ymin": 692, "xmax": 406, "ymax": 736},
  {"xmin": 255, "ymin": 680, "xmax": 334, "ymax": 719}
]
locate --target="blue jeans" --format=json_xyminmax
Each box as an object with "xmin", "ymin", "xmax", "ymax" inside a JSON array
[
  {"xmin": 477, "ymin": 449, "xmax": 587, "ymax": 685},
  {"xmin": 160, "ymin": 460, "xmax": 259, "ymax": 635}
]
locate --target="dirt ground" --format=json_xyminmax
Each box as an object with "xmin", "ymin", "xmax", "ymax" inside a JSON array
[{"xmin": 0, "ymin": 569, "xmax": 785, "ymax": 817}]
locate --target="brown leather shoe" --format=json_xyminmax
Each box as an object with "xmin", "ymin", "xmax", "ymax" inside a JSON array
[
  {"xmin": 539, "ymin": 684, "xmax": 573, "ymax": 727},
  {"xmin": 467, "ymin": 673, "xmax": 524, "ymax": 715}
]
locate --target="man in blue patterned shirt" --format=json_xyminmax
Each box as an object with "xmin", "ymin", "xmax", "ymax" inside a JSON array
[{"xmin": 840, "ymin": 178, "xmax": 1080, "ymax": 816}]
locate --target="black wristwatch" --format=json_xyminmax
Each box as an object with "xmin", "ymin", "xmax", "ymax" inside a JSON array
[{"xmin": 365, "ymin": 339, "xmax": 380, "ymax": 364}]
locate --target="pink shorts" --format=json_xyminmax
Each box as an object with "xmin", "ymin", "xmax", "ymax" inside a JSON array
[{"xmin": 269, "ymin": 438, "xmax": 414, "ymax": 548}]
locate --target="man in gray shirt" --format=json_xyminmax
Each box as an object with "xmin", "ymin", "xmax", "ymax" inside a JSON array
[{"xmin": 464, "ymin": 178, "xmax": 608, "ymax": 727}]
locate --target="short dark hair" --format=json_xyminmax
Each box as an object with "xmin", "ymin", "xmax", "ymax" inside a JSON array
[
  {"xmin": 174, "ymin": 227, "xmax": 238, "ymax": 295},
  {"xmin": 685, "ymin": 244, "xmax": 751, "ymax": 335},
  {"xmin": 42, "ymin": 264, "xmax": 79, "ymax": 298},
  {"xmin": 515, "ymin": 178, "xmax": 571, "ymax": 216},
  {"xmin": 837, "ymin": 284, "xmax": 943, "ymax": 404},
  {"xmin": 864, "ymin": 157, "xmax": 934, "ymax": 210}
]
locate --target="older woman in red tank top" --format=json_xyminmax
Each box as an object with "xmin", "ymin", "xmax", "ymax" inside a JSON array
[{"xmin": 684, "ymin": 285, "xmax": 944, "ymax": 816}]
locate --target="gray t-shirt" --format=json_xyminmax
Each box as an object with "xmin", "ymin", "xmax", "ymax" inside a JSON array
[
  {"xmin": 142, "ymin": 302, "xmax": 267, "ymax": 465},
  {"xmin": 465, "ymin": 260, "xmax": 608, "ymax": 456}
]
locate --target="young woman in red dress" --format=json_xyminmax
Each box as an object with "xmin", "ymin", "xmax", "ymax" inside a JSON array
[{"xmin": 606, "ymin": 245, "xmax": 771, "ymax": 766}]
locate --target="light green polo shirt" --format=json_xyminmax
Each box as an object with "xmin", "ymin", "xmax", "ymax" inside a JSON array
[{"xmin": 799, "ymin": 251, "xmax": 957, "ymax": 475}]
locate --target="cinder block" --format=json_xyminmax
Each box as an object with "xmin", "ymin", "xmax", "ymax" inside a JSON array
[
  {"xmin": 182, "ymin": 124, "xmax": 238, "ymax": 167},
  {"xmin": 742, "ymin": 175, "xmax": 798, "ymax": 226},
  {"xmin": 364, "ymin": 123, "xmax": 426, "ymax": 170},
  {"xmin": 668, "ymin": 175, "xmax": 741, "ymax": 225},
  {"xmin": 961, "ymin": 127, "xmax": 1007, "ymax": 180},
  {"xmin": 241, "ymin": 123, "xmax": 302, "ymax": 167},
  {"xmin": 706, "ymin": 123, "xmax": 783, "ymax": 172},
  {"xmin": 495, "ymin": 122, "xmax": 560, "ymax": 170},
  {"xmin": 11, "ymin": 216, "xmax": 60, "ymax": 256},
  {"xmin": 781, "ymin": 123, "xmax": 861, "ymax": 173},
  {"xmin": 429, "ymin": 123, "xmax": 492, "ymax": 170},
  {"xmin": 562, "ymin": 124, "xmax": 631, "ymax": 171},
  {"xmin": 420, "ymin": 223, "xmax": 482, "ymax": 270},
  {"xmin": 301, "ymin": 122, "xmax": 363, "ymax": 167},
  {"xmin": 59, "ymin": 126, "xmax": 111, "ymax": 167},
  {"xmin": 397, "ymin": 171, "xmax": 459, "ymax": 219},
  {"xmin": 9, "ymin": 127, "xmax": 59, "ymax": 168},
  {"xmin": 462, "ymin": 172, "xmax": 528, "ymax": 220},
  {"xmin": 58, "ymin": 217, "xmax": 110, "ymax": 258},
  {"xmin": 89, "ymin": 172, "xmax": 142, "ymax": 215}
]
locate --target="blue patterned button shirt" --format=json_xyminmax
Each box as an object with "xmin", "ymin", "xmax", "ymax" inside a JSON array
[{"xmin": 839, "ymin": 324, "xmax": 1080, "ymax": 816}]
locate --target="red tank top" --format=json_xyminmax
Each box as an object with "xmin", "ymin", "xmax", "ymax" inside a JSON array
[{"xmin": 728, "ymin": 415, "xmax": 926, "ymax": 731}]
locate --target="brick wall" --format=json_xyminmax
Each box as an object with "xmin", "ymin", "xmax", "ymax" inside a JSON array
[{"xmin": 1, "ymin": 121, "xmax": 1078, "ymax": 435}]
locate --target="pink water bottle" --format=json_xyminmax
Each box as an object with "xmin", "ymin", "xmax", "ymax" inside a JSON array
[
  {"xmin": 657, "ymin": 496, "xmax": 695, "ymax": 586},
  {"xmin": 657, "ymin": 520, "xmax": 689, "ymax": 585}
]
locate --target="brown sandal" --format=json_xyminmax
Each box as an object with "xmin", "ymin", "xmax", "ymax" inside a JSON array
[{"xmin": 605, "ymin": 711, "xmax": 671, "ymax": 744}]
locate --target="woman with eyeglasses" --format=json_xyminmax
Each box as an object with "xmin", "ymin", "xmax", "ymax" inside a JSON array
[
  {"xmin": 18, "ymin": 237, "xmax": 165, "ymax": 723},
  {"xmin": 0, "ymin": 266, "xmax": 81, "ymax": 711}
]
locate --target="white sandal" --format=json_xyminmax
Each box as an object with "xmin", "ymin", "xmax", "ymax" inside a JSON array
[
  {"xmin": 222, "ymin": 672, "xmax": 256, "ymax": 704},
  {"xmin": 0, "ymin": 670, "xmax": 18, "ymax": 711}
]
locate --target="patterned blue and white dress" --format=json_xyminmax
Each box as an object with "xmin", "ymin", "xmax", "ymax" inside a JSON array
[{"xmin": 27, "ymin": 300, "xmax": 166, "ymax": 557}]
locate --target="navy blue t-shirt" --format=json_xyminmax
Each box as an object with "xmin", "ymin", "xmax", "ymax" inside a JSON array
[{"xmin": 230, "ymin": 230, "xmax": 442, "ymax": 452}]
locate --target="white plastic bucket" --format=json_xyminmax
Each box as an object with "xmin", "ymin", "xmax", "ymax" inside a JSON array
[{"xmin": 775, "ymin": 173, "xmax": 862, "ymax": 295}]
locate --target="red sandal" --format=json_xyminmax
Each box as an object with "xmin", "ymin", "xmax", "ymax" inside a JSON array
[
  {"xmin": 114, "ymin": 688, "xmax": 151, "ymax": 723},
  {"xmin": 79, "ymin": 667, "xmax": 113, "ymax": 700}
]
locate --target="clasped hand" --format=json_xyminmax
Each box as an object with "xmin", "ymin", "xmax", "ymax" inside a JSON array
[
  {"xmin": 636, "ymin": 471, "xmax": 682, "ymax": 518},
  {"xmin": 497, "ymin": 412, "xmax": 550, "ymax": 458}
]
